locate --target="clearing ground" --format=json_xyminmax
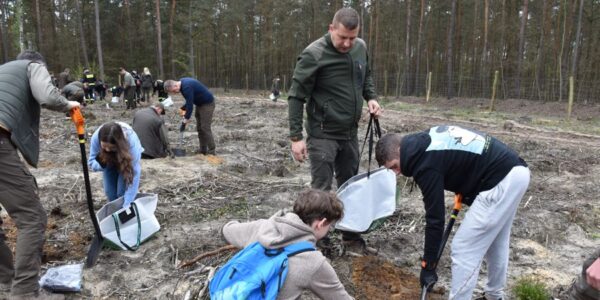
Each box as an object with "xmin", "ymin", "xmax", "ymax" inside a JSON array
[{"xmin": 2, "ymin": 91, "xmax": 599, "ymax": 299}]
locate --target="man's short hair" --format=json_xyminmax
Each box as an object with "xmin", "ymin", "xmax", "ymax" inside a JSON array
[
  {"xmin": 164, "ymin": 80, "xmax": 177, "ymax": 91},
  {"xmin": 332, "ymin": 7, "xmax": 360, "ymax": 30},
  {"xmin": 293, "ymin": 189, "xmax": 344, "ymax": 225},
  {"xmin": 16, "ymin": 50, "xmax": 46, "ymax": 64},
  {"xmin": 375, "ymin": 133, "xmax": 403, "ymax": 167}
]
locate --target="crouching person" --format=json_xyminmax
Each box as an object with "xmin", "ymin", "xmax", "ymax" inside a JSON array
[
  {"xmin": 88, "ymin": 121, "xmax": 143, "ymax": 208},
  {"xmin": 218, "ymin": 189, "xmax": 353, "ymax": 299}
]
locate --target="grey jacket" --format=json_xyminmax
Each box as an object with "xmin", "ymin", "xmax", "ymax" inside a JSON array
[
  {"xmin": 222, "ymin": 212, "xmax": 353, "ymax": 300},
  {"xmin": 132, "ymin": 107, "xmax": 169, "ymax": 158},
  {"xmin": 0, "ymin": 60, "xmax": 71, "ymax": 167}
]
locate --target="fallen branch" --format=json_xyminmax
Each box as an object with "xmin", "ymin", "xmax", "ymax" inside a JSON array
[{"xmin": 178, "ymin": 245, "xmax": 238, "ymax": 269}]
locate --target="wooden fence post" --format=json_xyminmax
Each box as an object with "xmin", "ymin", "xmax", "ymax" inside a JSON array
[
  {"xmin": 567, "ymin": 76, "xmax": 574, "ymax": 120},
  {"xmin": 489, "ymin": 70, "xmax": 499, "ymax": 112},
  {"xmin": 384, "ymin": 70, "xmax": 388, "ymax": 97},
  {"xmin": 426, "ymin": 72, "xmax": 432, "ymax": 102}
]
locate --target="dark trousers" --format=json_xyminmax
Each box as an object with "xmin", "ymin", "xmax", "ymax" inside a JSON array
[
  {"xmin": 307, "ymin": 136, "xmax": 361, "ymax": 240},
  {"xmin": 0, "ymin": 134, "xmax": 46, "ymax": 296},
  {"xmin": 125, "ymin": 86, "xmax": 136, "ymax": 109},
  {"xmin": 195, "ymin": 101, "xmax": 216, "ymax": 154}
]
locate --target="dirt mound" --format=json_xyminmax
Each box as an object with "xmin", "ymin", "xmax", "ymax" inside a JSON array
[{"xmin": 352, "ymin": 256, "xmax": 445, "ymax": 300}]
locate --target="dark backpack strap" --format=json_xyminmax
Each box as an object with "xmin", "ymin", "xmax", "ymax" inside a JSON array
[{"xmin": 282, "ymin": 241, "xmax": 316, "ymax": 257}]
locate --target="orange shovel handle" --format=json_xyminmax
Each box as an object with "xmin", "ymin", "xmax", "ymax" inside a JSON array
[{"xmin": 70, "ymin": 107, "xmax": 85, "ymax": 136}]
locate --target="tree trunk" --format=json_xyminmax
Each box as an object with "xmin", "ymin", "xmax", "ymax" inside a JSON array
[
  {"xmin": 124, "ymin": 0, "xmax": 133, "ymax": 66},
  {"xmin": 35, "ymin": 0, "xmax": 42, "ymax": 52},
  {"xmin": 515, "ymin": 0, "xmax": 529, "ymax": 99},
  {"xmin": 571, "ymin": 0, "xmax": 584, "ymax": 77},
  {"xmin": 481, "ymin": 0, "xmax": 489, "ymax": 95},
  {"xmin": 155, "ymin": 0, "xmax": 164, "ymax": 78},
  {"xmin": 404, "ymin": 0, "xmax": 411, "ymax": 95},
  {"xmin": 94, "ymin": 0, "xmax": 104, "ymax": 80},
  {"xmin": 535, "ymin": 0, "xmax": 548, "ymax": 100},
  {"xmin": 188, "ymin": 0, "xmax": 194, "ymax": 77},
  {"xmin": 0, "ymin": 0, "xmax": 10, "ymax": 62},
  {"xmin": 74, "ymin": 0, "xmax": 89, "ymax": 67},
  {"xmin": 414, "ymin": 0, "xmax": 426, "ymax": 96},
  {"xmin": 169, "ymin": 0, "xmax": 176, "ymax": 78},
  {"xmin": 447, "ymin": 0, "xmax": 457, "ymax": 99}
]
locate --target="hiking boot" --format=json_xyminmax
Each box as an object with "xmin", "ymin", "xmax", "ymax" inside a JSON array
[
  {"xmin": 474, "ymin": 294, "xmax": 502, "ymax": 300},
  {"xmin": 341, "ymin": 237, "xmax": 378, "ymax": 256}
]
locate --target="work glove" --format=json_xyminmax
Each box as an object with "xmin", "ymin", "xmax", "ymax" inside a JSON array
[{"xmin": 420, "ymin": 260, "xmax": 438, "ymax": 291}]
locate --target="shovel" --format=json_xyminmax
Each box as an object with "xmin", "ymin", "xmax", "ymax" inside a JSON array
[
  {"xmin": 420, "ymin": 193, "xmax": 463, "ymax": 300},
  {"xmin": 171, "ymin": 122, "xmax": 186, "ymax": 157},
  {"xmin": 70, "ymin": 107, "xmax": 104, "ymax": 268}
]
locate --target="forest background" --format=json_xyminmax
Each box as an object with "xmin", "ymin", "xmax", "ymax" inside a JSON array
[{"xmin": 0, "ymin": 0, "xmax": 598, "ymax": 103}]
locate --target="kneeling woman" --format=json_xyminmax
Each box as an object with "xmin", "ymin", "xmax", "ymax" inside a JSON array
[{"xmin": 88, "ymin": 121, "xmax": 143, "ymax": 208}]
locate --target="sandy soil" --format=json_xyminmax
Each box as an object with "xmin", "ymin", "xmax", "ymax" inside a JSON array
[{"xmin": 2, "ymin": 92, "xmax": 599, "ymax": 299}]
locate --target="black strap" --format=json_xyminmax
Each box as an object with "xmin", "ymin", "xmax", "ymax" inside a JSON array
[
  {"xmin": 359, "ymin": 114, "xmax": 382, "ymax": 178},
  {"xmin": 111, "ymin": 202, "xmax": 142, "ymax": 251}
]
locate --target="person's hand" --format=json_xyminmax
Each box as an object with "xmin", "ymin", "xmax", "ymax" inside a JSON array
[
  {"xmin": 95, "ymin": 156, "xmax": 106, "ymax": 168},
  {"xmin": 367, "ymin": 99, "xmax": 382, "ymax": 118},
  {"xmin": 586, "ymin": 258, "xmax": 600, "ymax": 290},
  {"xmin": 66, "ymin": 101, "xmax": 81, "ymax": 110},
  {"xmin": 291, "ymin": 140, "xmax": 308, "ymax": 162},
  {"xmin": 420, "ymin": 267, "xmax": 438, "ymax": 291}
]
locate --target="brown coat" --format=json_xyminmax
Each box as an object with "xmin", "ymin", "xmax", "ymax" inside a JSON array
[{"xmin": 222, "ymin": 212, "xmax": 353, "ymax": 300}]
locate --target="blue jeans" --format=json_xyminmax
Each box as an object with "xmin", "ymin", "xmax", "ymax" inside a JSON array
[{"xmin": 103, "ymin": 167, "xmax": 126, "ymax": 201}]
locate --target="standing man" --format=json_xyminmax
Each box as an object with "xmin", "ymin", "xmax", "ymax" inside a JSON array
[
  {"xmin": 375, "ymin": 125, "xmax": 530, "ymax": 300},
  {"xmin": 0, "ymin": 50, "xmax": 80, "ymax": 299},
  {"xmin": 57, "ymin": 67, "xmax": 73, "ymax": 90},
  {"xmin": 270, "ymin": 74, "xmax": 281, "ymax": 102},
  {"xmin": 164, "ymin": 78, "xmax": 216, "ymax": 155},
  {"xmin": 120, "ymin": 67, "xmax": 136, "ymax": 109},
  {"xmin": 287, "ymin": 7, "xmax": 381, "ymax": 246},
  {"xmin": 132, "ymin": 103, "xmax": 171, "ymax": 159},
  {"xmin": 81, "ymin": 67, "xmax": 96, "ymax": 102}
]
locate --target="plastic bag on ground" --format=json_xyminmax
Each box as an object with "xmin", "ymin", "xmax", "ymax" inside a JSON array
[{"xmin": 39, "ymin": 263, "xmax": 83, "ymax": 292}]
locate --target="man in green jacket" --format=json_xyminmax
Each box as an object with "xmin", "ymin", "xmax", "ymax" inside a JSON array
[
  {"xmin": 0, "ymin": 50, "xmax": 80, "ymax": 299},
  {"xmin": 287, "ymin": 7, "xmax": 382, "ymax": 246}
]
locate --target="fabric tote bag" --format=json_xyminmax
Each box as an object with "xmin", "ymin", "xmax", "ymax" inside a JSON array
[
  {"xmin": 96, "ymin": 193, "xmax": 160, "ymax": 251},
  {"xmin": 334, "ymin": 168, "xmax": 397, "ymax": 233}
]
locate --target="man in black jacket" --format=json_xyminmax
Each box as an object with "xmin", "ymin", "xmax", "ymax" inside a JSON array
[{"xmin": 376, "ymin": 125, "xmax": 529, "ymax": 300}]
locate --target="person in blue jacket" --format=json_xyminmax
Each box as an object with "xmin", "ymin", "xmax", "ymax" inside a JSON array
[
  {"xmin": 164, "ymin": 78, "xmax": 216, "ymax": 155},
  {"xmin": 88, "ymin": 121, "xmax": 143, "ymax": 208}
]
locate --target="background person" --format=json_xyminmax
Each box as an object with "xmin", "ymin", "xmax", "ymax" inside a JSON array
[
  {"xmin": 81, "ymin": 68, "xmax": 96, "ymax": 102},
  {"xmin": 88, "ymin": 121, "xmax": 143, "ymax": 208},
  {"xmin": 164, "ymin": 78, "xmax": 216, "ymax": 155},
  {"xmin": 120, "ymin": 67, "xmax": 136, "ymax": 109},
  {"xmin": 375, "ymin": 126, "xmax": 529, "ymax": 300},
  {"xmin": 221, "ymin": 189, "xmax": 353, "ymax": 299},
  {"xmin": 141, "ymin": 67, "xmax": 153, "ymax": 103},
  {"xmin": 132, "ymin": 103, "xmax": 171, "ymax": 159},
  {"xmin": 0, "ymin": 50, "xmax": 80, "ymax": 299},
  {"xmin": 287, "ymin": 7, "xmax": 381, "ymax": 247}
]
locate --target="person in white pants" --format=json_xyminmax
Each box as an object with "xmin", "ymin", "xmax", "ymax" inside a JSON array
[{"xmin": 375, "ymin": 125, "xmax": 530, "ymax": 300}]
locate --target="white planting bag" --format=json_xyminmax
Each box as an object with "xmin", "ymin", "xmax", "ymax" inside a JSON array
[
  {"xmin": 335, "ymin": 167, "xmax": 397, "ymax": 232},
  {"xmin": 96, "ymin": 193, "xmax": 160, "ymax": 251},
  {"xmin": 161, "ymin": 96, "xmax": 173, "ymax": 107},
  {"xmin": 111, "ymin": 96, "xmax": 119, "ymax": 103}
]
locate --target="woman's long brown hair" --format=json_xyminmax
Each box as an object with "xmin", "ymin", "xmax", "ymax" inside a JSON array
[{"xmin": 97, "ymin": 122, "xmax": 134, "ymax": 185}]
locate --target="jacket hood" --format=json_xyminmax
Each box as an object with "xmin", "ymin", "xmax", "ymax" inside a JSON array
[
  {"xmin": 256, "ymin": 212, "xmax": 317, "ymax": 249},
  {"xmin": 400, "ymin": 132, "xmax": 430, "ymax": 177}
]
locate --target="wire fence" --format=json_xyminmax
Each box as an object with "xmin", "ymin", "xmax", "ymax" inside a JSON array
[{"xmin": 215, "ymin": 71, "xmax": 600, "ymax": 104}]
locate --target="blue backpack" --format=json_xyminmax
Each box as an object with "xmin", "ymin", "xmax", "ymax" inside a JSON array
[{"xmin": 209, "ymin": 241, "xmax": 315, "ymax": 300}]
